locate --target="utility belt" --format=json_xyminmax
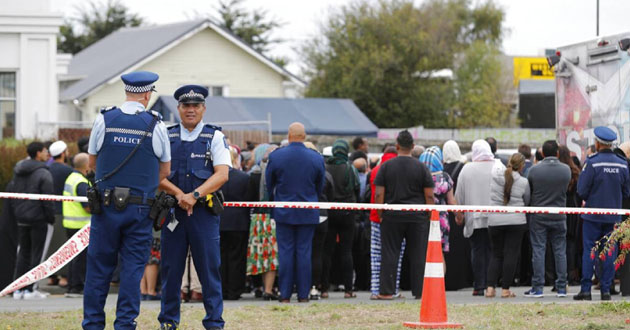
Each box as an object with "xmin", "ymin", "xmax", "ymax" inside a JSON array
[
  {"xmin": 151, "ymin": 190, "xmax": 225, "ymax": 231},
  {"xmin": 87, "ymin": 186, "xmax": 156, "ymax": 214}
]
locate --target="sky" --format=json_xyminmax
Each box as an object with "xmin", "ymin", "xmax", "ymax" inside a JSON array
[{"xmin": 50, "ymin": 0, "xmax": 630, "ymax": 74}]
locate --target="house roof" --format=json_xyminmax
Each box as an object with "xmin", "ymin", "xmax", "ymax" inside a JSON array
[
  {"xmin": 60, "ymin": 19, "xmax": 306, "ymax": 102},
  {"xmin": 150, "ymin": 96, "xmax": 378, "ymax": 137}
]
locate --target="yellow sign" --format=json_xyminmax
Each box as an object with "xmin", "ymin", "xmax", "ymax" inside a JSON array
[{"xmin": 513, "ymin": 57, "xmax": 554, "ymax": 86}]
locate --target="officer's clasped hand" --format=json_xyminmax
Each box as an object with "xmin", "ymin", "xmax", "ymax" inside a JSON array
[{"xmin": 177, "ymin": 192, "xmax": 197, "ymax": 216}]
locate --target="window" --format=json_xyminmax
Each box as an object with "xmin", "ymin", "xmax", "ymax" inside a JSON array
[
  {"xmin": 206, "ymin": 85, "xmax": 229, "ymax": 97},
  {"xmin": 0, "ymin": 72, "xmax": 16, "ymax": 139}
]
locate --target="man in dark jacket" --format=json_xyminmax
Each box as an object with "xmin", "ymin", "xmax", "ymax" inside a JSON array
[
  {"xmin": 10, "ymin": 141, "xmax": 55, "ymax": 300},
  {"xmin": 219, "ymin": 148, "xmax": 251, "ymax": 300}
]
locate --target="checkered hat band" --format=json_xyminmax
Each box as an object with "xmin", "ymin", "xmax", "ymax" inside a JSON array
[
  {"xmin": 178, "ymin": 91, "xmax": 204, "ymax": 101},
  {"xmin": 124, "ymin": 84, "xmax": 154, "ymax": 93}
]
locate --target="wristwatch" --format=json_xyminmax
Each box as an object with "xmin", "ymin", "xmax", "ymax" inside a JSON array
[{"xmin": 193, "ymin": 190, "xmax": 200, "ymax": 199}]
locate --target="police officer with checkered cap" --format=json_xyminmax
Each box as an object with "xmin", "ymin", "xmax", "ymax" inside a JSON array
[
  {"xmin": 83, "ymin": 71, "xmax": 171, "ymax": 329},
  {"xmin": 575, "ymin": 126, "xmax": 630, "ymax": 301},
  {"xmin": 157, "ymin": 85, "xmax": 231, "ymax": 330}
]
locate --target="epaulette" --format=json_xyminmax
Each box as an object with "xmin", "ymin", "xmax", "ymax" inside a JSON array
[
  {"xmin": 587, "ymin": 152, "xmax": 598, "ymax": 158},
  {"xmin": 205, "ymin": 124, "xmax": 222, "ymax": 131},
  {"xmin": 100, "ymin": 106, "xmax": 116, "ymax": 114},
  {"xmin": 166, "ymin": 123, "xmax": 179, "ymax": 131}
]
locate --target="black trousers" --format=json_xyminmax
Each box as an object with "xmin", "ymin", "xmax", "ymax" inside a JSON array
[
  {"xmin": 322, "ymin": 211, "xmax": 355, "ymax": 292},
  {"xmin": 379, "ymin": 220, "xmax": 429, "ymax": 298},
  {"xmin": 470, "ymin": 228, "xmax": 491, "ymax": 291},
  {"xmin": 15, "ymin": 223, "xmax": 49, "ymax": 291},
  {"xmin": 219, "ymin": 230, "xmax": 249, "ymax": 299},
  {"xmin": 66, "ymin": 228, "xmax": 87, "ymax": 292},
  {"xmin": 311, "ymin": 220, "xmax": 328, "ymax": 290},
  {"xmin": 487, "ymin": 224, "xmax": 526, "ymax": 290}
]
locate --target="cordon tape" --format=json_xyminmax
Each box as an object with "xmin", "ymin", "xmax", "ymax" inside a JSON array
[{"xmin": 0, "ymin": 191, "xmax": 629, "ymax": 297}]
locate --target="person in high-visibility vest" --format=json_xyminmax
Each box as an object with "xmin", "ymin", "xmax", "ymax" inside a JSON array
[{"xmin": 62, "ymin": 152, "xmax": 92, "ymax": 298}]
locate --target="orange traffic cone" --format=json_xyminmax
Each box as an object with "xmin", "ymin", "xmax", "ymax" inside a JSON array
[{"xmin": 403, "ymin": 210, "xmax": 462, "ymax": 329}]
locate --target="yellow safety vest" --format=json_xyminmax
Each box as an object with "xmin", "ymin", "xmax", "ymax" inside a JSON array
[{"xmin": 62, "ymin": 172, "xmax": 91, "ymax": 229}]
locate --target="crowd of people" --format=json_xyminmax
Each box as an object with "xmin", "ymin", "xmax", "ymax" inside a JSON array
[{"xmin": 4, "ymin": 129, "xmax": 630, "ymax": 306}]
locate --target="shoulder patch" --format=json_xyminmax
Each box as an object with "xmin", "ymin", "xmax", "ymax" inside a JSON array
[
  {"xmin": 205, "ymin": 124, "xmax": 222, "ymax": 131},
  {"xmin": 100, "ymin": 106, "xmax": 116, "ymax": 114}
]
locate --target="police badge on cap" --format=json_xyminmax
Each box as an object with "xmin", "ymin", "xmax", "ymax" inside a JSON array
[
  {"xmin": 120, "ymin": 71, "xmax": 159, "ymax": 93},
  {"xmin": 174, "ymin": 85, "xmax": 209, "ymax": 104}
]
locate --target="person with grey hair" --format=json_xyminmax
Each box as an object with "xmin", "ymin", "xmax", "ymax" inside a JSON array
[{"xmin": 411, "ymin": 145, "xmax": 425, "ymax": 158}]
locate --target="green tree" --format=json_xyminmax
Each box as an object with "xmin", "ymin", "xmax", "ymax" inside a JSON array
[
  {"xmin": 451, "ymin": 41, "xmax": 511, "ymax": 127},
  {"xmin": 215, "ymin": 0, "xmax": 284, "ymax": 56},
  {"xmin": 302, "ymin": 0, "xmax": 507, "ymax": 128},
  {"xmin": 58, "ymin": 0, "xmax": 143, "ymax": 54}
]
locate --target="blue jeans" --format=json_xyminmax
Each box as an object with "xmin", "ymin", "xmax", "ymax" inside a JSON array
[
  {"xmin": 581, "ymin": 220, "xmax": 616, "ymax": 293},
  {"xmin": 529, "ymin": 216, "xmax": 567, "ymax": 292}
]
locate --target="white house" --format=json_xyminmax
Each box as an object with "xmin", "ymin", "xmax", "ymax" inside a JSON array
[
  {"xmin": 0, "ymin": 0, "xmax": 62, "ymax": 139},
  {"xmin": 58, "ymin": 19, "xmax": 307, "ymax": 124}
]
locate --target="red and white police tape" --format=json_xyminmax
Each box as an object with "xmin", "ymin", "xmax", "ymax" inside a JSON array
[{"xmin": 1, "ymin": 191, "xmax": 629, "ymax": 297}]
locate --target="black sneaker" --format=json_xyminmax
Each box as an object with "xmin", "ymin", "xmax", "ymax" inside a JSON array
[
  {"xmin": 573, "ymin": 291, "xmax": 592, "ymax": 301},
  {"xmin": 601, "ymin": 292, "xmax": 612, "ymax": 301}
]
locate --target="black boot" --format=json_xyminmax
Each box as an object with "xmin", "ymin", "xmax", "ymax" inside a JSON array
[{"xmin": 573, "ymin": 291, "xmax": 592, "ymax": 301}]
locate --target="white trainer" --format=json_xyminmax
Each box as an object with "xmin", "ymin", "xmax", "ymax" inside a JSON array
[
  {"xmin": 12, "ymin": 290, "xmax": 23, "ymax": 300},
  {"xmin": 23, "ymin": 290, "xmax": 48, "ymax": 300}
]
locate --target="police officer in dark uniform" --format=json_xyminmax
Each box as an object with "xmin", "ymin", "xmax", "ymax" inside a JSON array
[
  {"xmin": 84, "ymin": 71, "xmax": 171, "ymax": 329},
  {"xmin": 158, "ymin": 85, "xmax": 230, "ymax": 330},
  {"xmin": 574, "ymin": 126, "xmax": 630, "ymax": 301}
]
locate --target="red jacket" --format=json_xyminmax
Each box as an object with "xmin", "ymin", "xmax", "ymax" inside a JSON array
[{"xmin": 369, "ymin": 152, "xmax": 397, "ymax": 223}]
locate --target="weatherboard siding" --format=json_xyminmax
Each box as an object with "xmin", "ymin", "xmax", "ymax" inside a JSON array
[{"xmin": 83, "ymin": 28, "xmax": 286, "ymax": 121}]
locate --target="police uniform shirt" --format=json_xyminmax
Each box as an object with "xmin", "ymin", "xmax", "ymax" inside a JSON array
[
  {"xmin": 178, "ymin": 120, "xmax": 232, "ymax": 168},
  {"xmin": 87, "ymin": 101, "xmax": 171, "ymax": 162}
]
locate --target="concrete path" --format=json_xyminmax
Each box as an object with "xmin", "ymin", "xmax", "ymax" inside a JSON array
[{"xmin": 1, "ymin": 285, "xmax": 629, "ymax": 313}]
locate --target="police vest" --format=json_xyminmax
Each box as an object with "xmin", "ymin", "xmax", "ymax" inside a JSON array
[
  {"xmin": 95, "ymin": 108, "xmax": 159, "ymax": 198},
  {"xmin": 62, "ymin": 172, "xmax": 91, "ymax": 229},
  {"xmin": 168, "ymin": 124, "xmax": 219, "ymax": 193}
]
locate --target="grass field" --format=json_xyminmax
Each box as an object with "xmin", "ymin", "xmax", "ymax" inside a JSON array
[{"xmin": 1, "ymin": 302, "xmax": 630, "ymax": 329}]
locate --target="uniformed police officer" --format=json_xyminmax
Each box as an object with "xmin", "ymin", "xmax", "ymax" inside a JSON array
[
  {"xmin": 84, "ymin": 71, "xmax": 171, "ymax": 329},
  {"xmin": 574, "ymin": 126, "xmax": 630, "ymax": 301},
  {"xmin": 157, "ymin": 85, "xmax": 230, "ymax": 330}
]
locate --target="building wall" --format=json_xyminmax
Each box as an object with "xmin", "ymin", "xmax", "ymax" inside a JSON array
[
  {"xmin": 82, "ymin": 28, "xmax": 287, "ymax": 121},
  {"xmin": 0, "ymin": 2, "xmax": 62, "ymax": 139}
]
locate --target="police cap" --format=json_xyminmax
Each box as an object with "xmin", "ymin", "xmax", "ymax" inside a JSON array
[
  {"xmin": 594, "ymin": 126, "xmax": 617, "ymax": 144},
  {"xmin": 121, "ymin": 71, "xmax": 159, "ymax": 93},
  {"xmin": 174, "ymin": 85, "xmax": 209, "ymax": 104}
]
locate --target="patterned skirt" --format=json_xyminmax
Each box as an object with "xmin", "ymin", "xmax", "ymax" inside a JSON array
[{"xmin": 246, "ymin": 213, "xmax": 279, "ymax": 275}]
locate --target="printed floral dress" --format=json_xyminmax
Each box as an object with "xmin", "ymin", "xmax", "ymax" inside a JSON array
[
  {"xmin": 246, "ymin": 213, "xmax": 279, "ymax": 275},
  {"xmin": 432, "ymin": 172, "xmax": 454, "ymax": 252}
]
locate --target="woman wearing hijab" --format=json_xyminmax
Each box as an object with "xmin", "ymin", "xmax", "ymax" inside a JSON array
[
  {"xmin": 455, "ymin": 140, "xmax": 504, "ymax": 296},
  {"xmin": 246, "ymin": 144, "xmax": 280, "ymax": 300},
  {"xmin": 419, "ymin": 147, "xmax": 456, "ymax": 253},
  {"xmin": 321, "ymin": 139, "xmax": 360, "ymax": 298},
  {"xmin": 443, "ymin": 140, "xmax": 466, "ymax": 190}
]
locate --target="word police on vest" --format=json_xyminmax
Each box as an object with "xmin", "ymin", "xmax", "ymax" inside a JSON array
[
  {"xmin": 113, "ymin": 136, "xmax": 141, "ymax": 144},
  {"xmin": 604, "ymin": 167, "xmax": 620, "ymax": 174}
]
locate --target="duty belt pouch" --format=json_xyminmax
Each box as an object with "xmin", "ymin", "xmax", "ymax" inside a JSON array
[
  {"xmin": 86, "ymin": 186, "xmax": 102, "ymax": 215},
  {"xmin": 112, "ymin": 187, "xmax": 131, "ymax": 211},
  {"xmin": 210, "ymin": 190, "xmax": 225, "ymax": 215}
]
